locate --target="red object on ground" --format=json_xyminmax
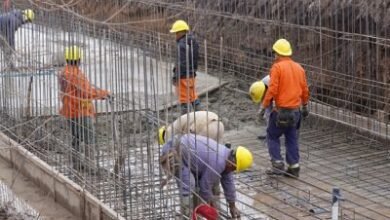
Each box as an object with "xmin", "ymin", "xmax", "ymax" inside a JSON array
[{"xmin": 192, "ymin": 204, "xmax": 218, "ymax": 220}]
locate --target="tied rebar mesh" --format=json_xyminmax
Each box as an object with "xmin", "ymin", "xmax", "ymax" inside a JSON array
[
  {"xmin": 0, "ymin": 181, "xmax": 41, "ymax": 219},
  {"xmin": 0, "ymin": 0, "xmax": 388, "ymax": 219}
]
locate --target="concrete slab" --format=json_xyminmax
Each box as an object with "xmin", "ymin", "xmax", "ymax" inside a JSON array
[{"xmin": 0, "ymin": 24, "xmax": 222, "ymax": 118}]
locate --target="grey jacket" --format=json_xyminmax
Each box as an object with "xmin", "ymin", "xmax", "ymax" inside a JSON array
[{"xmin": 0, "ymin": 10, "xmax": 25, "ymax": 49}]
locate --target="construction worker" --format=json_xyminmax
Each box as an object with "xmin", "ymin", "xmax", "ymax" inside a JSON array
[
  {"xmin": 170, "ymin": 20, "xmax": 200, "ymax": 114},
  {"xmin": 249, "ymin": 75, "xmax": 270, "ymax": 139},
  {"xmin": 258, "ymin": 39, "xmax": 309, "ymax": 177},
  {"xmin": 59, "ymin": 46, "xmax": 110, "ymax": 173},
  {"xmin": 158, "ymin": 111, "xmax": 224, "ymax": 146},
  {"xmin": 158, "ymin": 111, "xmax": 224, "ymax": 212},
  {"xmin": 160, "ymin": 134, "xmax": 253, "ymax": 218},
  {"xmin": 0, "ymin": 9, "xmax": 35, "ymax": 69}
]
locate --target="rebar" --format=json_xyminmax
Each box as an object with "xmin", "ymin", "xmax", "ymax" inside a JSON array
[{"xmin": 0, "ymin": 0, "xmax": 388, "ymax": 219}]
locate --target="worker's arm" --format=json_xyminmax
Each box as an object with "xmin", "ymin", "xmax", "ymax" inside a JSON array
[
  {"xmin": 71, "ymin": 72, "xmax": 109, "ymax": 100},
  {"xmin": 300, "ymin": 69, "xmax": 310, "ymax": 105},
  {"xmin": 262, "ymin": 65, "xmax": 280, "ymax": 108},
  {"xmin": 220, "ymin": 172, "xmax": 236, "ymax": 203},
  {"xmin": 221, "ymin": 172, "xmax": 240, "ymax": 218}
]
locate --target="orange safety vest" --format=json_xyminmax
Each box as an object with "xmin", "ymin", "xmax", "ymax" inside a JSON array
[
  {"xmin": 262, "ymin": 57, "xmax": 309, "ymax": 109},
  {"xmin": 59, "ymin": 65, "xmax": 108, "ymax": 118}
]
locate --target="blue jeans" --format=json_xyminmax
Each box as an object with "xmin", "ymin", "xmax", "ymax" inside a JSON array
[{"xmin": 266, "ymin": 111, "xmax": 301, "ymax": 165}]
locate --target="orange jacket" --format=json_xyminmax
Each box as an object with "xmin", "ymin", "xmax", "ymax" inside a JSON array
[
  {"xmin": 59, "ymin": 65, "xmax": 109, "ymax": 118},
  {"xmin": 262, "ymin": 57, "xmax": 309, "ymax": 109}
]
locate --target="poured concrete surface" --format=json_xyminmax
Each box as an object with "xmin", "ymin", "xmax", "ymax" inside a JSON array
[
  {"xmin": 0, "ymin": 157, "xmax": 78, "ymax": 220},
  {"xmin": 0, "ymin": 24, "xmax": 222, "ymax": 118}
]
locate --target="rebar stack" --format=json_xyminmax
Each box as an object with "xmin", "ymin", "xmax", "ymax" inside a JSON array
[{"xmin": 0, "ymin": 0, "xmax": 388, "ymax": 219}]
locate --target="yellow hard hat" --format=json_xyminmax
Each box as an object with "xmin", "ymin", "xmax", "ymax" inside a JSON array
[
  {"xmin": 249, "ymin": 81, "xmax": 266, "ymax": 104},
  {"xmin": 170, "ymin": 20, "xmax": 190, "ymax": 33},
  {"xmin": 65, "ymin": 46, "xmax": 82, "ymax": 61},
  {"xmin": 272, "ymin": 39, "xmax": 292, "ymax": 56},
  {"xmin": 23, "ymin": 9, "xmax": 35, "ymax": 22},
  {"xmin": 235, "ymin": 146, "xmax": 253, "ymax": 172},
  {"xmin": 158, "ymin": 126, "xmax": 166, "ymax": 145}
]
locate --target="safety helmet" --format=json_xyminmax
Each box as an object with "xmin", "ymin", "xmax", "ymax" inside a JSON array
[
  {"xmin": 65, "ymin": 46, "xmax": 82, "ymax": 61},
  {"xmin": 23, "ymin": 9, "xmax": 35, "ymax": 22},
  {"xmin": 272, "ymin": 39, "xmax": 292, "ymax": 56},
  {"xmin": 235, "ymin": 146, "xmax": 253, "ymax": 172},
  {"xmin": 170, "ymin": 20, "xmax": 190, "ymax": 33},
  {"xmin": 249, "ymin": 81, "xmax": 266, "ymax": 104},
  {"xmin": 158, "ymin": 126, "xmax": 166, "ymax": 145}
]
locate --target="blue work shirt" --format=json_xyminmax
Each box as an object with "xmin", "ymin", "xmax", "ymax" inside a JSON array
[
  {"xmin": 162, "ymin": 134, "xmax": 236, "ymax": 203},
  {"xmin": 0, "ymin": 10, "xmax": 24, "ymax": 49}
]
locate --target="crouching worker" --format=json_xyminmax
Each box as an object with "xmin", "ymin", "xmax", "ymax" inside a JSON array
[{"xmin": 160, "ymin": 134, "xmax": 253, "ymax": 218}]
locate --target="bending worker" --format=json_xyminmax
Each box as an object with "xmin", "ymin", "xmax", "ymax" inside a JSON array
[
  {"xmin": 59, "ymin": 46, "xmax": 110, "ymax": 173},
  {"xmin": 0, "ymin": 9, "xmax": 35, "ymax": 69},
  {"xmin": 159, "ymin": 111, "xmax": 224, "ymax": 210},
  {"xmin": 170, "ymin": 20, "xmax": 201, "ymax": 114},
  {"xmin": 158, "ymin": 111, "xmax": 224, "ymax": 146},
  {"xmin": 258, "ymin": 39, "xmax": 309, "ymax": 177},
  {"xmin": 160, "ymin": 134, "xmax": 253, "ymax": 218}
]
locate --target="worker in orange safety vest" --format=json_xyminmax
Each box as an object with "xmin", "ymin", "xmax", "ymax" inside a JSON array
[
  {"xmin": 59, "ymin": 46, "xmax": 110, "ymax": 173},
  {"xmin": 258, "ymin": 39, "xmax": 310, "ymax": 178}
]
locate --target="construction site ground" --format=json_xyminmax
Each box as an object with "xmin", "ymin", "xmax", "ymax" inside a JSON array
[
  {"xmin": 0, "ymin": 157, "xmax": 78, "ymax": 220},
  {"xmin": 223, "ymin": 121, "xmax": 390, "ymax": 219}
]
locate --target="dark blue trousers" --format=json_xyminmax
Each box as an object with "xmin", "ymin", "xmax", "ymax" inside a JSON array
[{"xmin": 266, "ymin": 111, "xmax": 301, "ymax": 165}]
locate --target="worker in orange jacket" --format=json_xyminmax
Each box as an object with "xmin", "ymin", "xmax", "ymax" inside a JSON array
[
  {"xmin": 59, "ymin": 46, "xmax": 110, "ymax": 172},
  {"xmin": 169, "ymin": 20, "xmax": 201, "ymax": 114},
  {"xmin": 259, "ymin": 39, "xmax": 309, "ymax": 178}
]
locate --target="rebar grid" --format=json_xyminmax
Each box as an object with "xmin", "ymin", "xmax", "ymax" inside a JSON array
[{"xmin": 0, "ymin": 0, "xmax": 388, "ymax": 219}]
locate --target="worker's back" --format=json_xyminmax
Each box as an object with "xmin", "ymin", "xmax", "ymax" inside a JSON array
[
  {"xmin": 265, "ymin": 57, "xmax": 309, "ymax": 109},
  {"xmin": 165, "ymin": 111, "xmax": 224, "ymax": 143},
  {"xmin": 179, "ymin": 134, "xmax": 230, "ymax": 176}
]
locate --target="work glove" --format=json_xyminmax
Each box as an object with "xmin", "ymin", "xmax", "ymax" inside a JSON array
[
  {"xmin": 301, "ymin": 104, "xmax": 309, "ymax": 119},
  {"xmin": 257, "ymin": 107, "xmax": 266, "ymax": 123},
  {"xmin": 229, "ymin": 202, "xmax": 240, "ymax": 219}
]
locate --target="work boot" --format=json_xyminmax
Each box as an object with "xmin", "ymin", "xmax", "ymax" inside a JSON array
[
  {"xmin": 266, "ymin": 161, "xmax": 285, "ymax": 176},
  {"xmin": 285, "ymin": 165, "xmax": 300, "ymax": 178}
]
